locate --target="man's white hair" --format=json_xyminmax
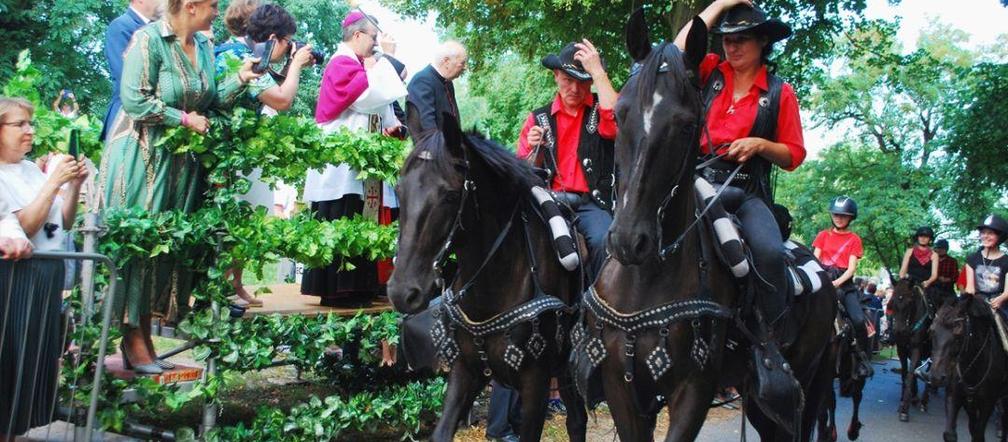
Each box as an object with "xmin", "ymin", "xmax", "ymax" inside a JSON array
[{"xmin": 433, "ymin": 41, "xmax": 467, "ymax": 64}]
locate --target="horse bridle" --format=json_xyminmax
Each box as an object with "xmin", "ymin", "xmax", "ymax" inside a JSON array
[
  {"xmin": 429, "ymin": 155, "xmax": 473, "ymax": 291},
  {"xmin": 627, "ymin": 43, "xmax": 743, "ymax": 261},
  {"xmin": 955, "ymin": 311, "xmax": 996, "ymax": 394},
  {"xmin": 422, "ymin": 151, "xmax": 521, "ymax": 299}
]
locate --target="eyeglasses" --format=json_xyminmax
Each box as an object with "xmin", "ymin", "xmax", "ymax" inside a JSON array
[{"xmin": 1, "ymin": 120, "xmax": 34, "ymax": 131}]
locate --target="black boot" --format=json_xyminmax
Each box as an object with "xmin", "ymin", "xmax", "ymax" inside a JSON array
[{"xmin": 748, "ymin": 309, "xmax": 803, "ymax": 435}]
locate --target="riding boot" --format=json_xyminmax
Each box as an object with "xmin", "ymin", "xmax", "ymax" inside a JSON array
[
  {"xmin": 853, "ymin": 330, "xmax": 874, "ymax": 379},
  {"xmin": 748, "ymin": 307, "xmax": 803, "ymax": 436}
]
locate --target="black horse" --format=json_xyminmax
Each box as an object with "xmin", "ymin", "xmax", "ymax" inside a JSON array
[
  {"xmin": 575, "ymin": 10, "xmax": 834, "ymax": 441},
  {"xmin": 925, "ymin": 295, "xmax": 1008, "ymax": 441},
  {"xmin": 816, "ymin": 309, "xmax": 869, "ymax": 441},
  {"xmin": 889, "ymin": 278, "xmax": 935, "ymax": 421},
  {"xmin": 387, "ymin": 113, "xmax": 587, "ymax": 441}
]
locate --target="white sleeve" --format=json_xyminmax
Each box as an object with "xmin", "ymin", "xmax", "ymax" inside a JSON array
[
  {"xmin": 0, "ymin": 198, "xmax": 27, "ymax": 240},
  {"xmin": 381, "ymin": 103, "xmax": 401, "ymax": 130},
  {"xmin": 350, "ymin": 58, "xmax": 407, "ymax": 114}
]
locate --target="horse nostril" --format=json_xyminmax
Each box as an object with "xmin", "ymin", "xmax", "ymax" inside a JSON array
[{"xmin": 631, "ymin": 233, "xmax": 651, "ymax": 257}]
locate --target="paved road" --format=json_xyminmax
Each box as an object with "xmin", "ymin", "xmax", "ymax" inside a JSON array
[{"xmin": 696, "ymin": 358, "xmax": 1000, "ymax": 441}]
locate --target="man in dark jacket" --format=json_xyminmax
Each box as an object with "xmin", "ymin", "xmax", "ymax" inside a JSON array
[
  {"xmin": 102, "ymin": 0, "xmax": 160, "ymax": 141},
  {"xmin": 406, "ymin": 41, "xmax": 466, "ymax": 133}
]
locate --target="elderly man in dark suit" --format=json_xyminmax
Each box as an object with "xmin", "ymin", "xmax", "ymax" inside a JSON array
[
  {"xmin": 101, "ymin": 0, "xmax": 161, "ymax": 141},
  {"xmin": 406, "ymin": 41, "xmax": 467, "ymax": 132}
]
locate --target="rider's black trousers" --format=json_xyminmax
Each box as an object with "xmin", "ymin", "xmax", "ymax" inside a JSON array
[
  {"xmin": 839, "ymin": 287, "xmax": 871, "ymax": 354},
  {"xmin": 734, "ymin": 195, "xmax": 789, "ymax": 325}
]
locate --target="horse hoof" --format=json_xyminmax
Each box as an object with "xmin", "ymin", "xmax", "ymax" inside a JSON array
[
  {"xmin": 848, "ymin": 421, "xmax": 863, "ymax": 440},
  {"xmin": 942, "ymin": 431, "xmax": 957, "ymax": 442},
  {"xmin": 899, "ymin": 412, "xmax": 909, "ymax": 422},
  {"xmin": 831, "ymin": 427, "xmax": 838, "ymax": 442}
]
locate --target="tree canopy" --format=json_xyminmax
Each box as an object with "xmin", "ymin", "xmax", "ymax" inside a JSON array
[{"xmin": 388, "ymin": 0, "xmax": 870, "ymax": 93}]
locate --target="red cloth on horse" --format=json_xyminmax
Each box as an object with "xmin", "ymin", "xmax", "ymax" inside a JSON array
[
  {"xmin": 697, "ymin": 53, "xmax": 806, "ymax": 171},
  {"xmin": 812, "ymin": 229, "xmax": 863, "ymax": 269}
]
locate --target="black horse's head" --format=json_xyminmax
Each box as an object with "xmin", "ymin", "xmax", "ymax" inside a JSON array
[
  {"xmin": 888, "ymin": 278, "xmax": 922, "ymax": 338},
  {"xmin": 389, "ymin": 109, "xmax": 540, "ymax": 314},
  {"xmin": 607, "ymin": 9, "xmax": 708, "ymax": 265},
  {"xmin": 926, "ymin": 294, "xmax": 992, "ymax": 386},
  {"xmin": 388, "ymin": 110, "xmax": 469, "ymax": 314}
]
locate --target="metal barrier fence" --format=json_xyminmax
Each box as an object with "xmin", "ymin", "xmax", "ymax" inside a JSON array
[{"xmin": 1, "ymin": 250, "xmax": 118, "ymax": 442}]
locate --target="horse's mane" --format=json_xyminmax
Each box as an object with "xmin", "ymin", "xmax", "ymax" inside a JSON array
[
  {"xmin": 403, "ymin": 128, "xmax": 541, "ymax": 194},
  {"xmin": 463, "ymin": 131, "xmax": 541, "ymax": 192},
  {"xmin": 634, "ymin": 41, "xmax": 688, "ymax": 110}
]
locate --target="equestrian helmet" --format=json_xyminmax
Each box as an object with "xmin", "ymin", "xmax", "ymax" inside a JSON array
[
  {"xmin": 977, "ymin": 214, "xmax": 1008, "ymax": 244},
  {"xmin": 915, "ymin": 226, "xmax": 935, "ymax": 240},
  {"xmin": 828, "ymin": 195, "xmax": 858, "ymax": 219}
]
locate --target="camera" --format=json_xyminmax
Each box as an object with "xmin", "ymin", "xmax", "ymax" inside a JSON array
[
  {"xmin": 266, "ymin": 41, "xmax": 326, "ymax": 83},
  {"xmin": 292, "ymin": 40, "xmax": 326, "ymax": 66},
  {"xmin": 251, "ymin": 39, "xmax": 276, "ymax": 74}
]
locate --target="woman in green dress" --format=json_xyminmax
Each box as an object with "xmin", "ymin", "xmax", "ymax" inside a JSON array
[{"xmin": 98, "ymin": 0, "xmax": 261, "ymax": 374}]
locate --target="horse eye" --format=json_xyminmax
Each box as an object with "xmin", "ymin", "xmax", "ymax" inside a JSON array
[
  {"xmin": 681, "ymin": 124, "xmax": 697, "ymax": 135},
  {"xmin": 444, "ymin": 191, "xmax": 461, "ymax": 203}
]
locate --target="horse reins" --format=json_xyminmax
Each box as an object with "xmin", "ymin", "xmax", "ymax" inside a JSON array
[{"xmin": 630, "ymin": 44, "xmax": 744, "ymax": 261}]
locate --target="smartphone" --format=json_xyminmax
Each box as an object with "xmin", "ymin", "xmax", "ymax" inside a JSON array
[
  {"xmin": 252, "ymin": 40, "xmax": 276, "ymax": 74},
  {"xmin": 68, "ymin": 128, "xmax": 79, "ymax": 158}
]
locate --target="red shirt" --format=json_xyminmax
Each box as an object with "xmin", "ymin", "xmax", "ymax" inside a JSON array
[
  {"xmin": 813, "ymin": 229, "xmax": 864, "ymax": 269},
  {"xmin": 517, "ymin": 93, "xmax": 617, "ymax": 193},
  {"xmin": 698, "ymin": 53, "xmax": 806, "ymax": 171}
]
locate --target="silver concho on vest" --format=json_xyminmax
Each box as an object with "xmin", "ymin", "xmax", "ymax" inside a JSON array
[
  {"xmin": 712, "ymin": 79, "xmax": 724, "ymax": 93},
  {"xmin": 759, "ymin": 95, "xmax": 770, "ymax": 108}
]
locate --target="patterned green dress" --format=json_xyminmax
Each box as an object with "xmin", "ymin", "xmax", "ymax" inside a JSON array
[{"xmin": 98, "ymin": 20, "xmax": 246, "ymax": 326}]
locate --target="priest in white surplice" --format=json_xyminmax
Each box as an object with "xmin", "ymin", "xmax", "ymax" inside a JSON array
[{"xmin": 301, "ymin": 11, "xmax": 405, "ymax": 307}]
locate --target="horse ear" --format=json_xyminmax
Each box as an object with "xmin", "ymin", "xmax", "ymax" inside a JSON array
[
  {"xmin": 404, "ymin": 102, "xmax": 424, "ymax": 144},
  {"xmin": 625, "ymin": 8, "xmax": 652, "ymax": 63},
  {"xmin": 441, "ymin": 111, "xmax": 465, "ymax": 158},
  {"xmin": 965, "ymin": 294, "xmax": 992, "ymax": 318},
  {"xmin": 683, "ymin": 16, "xmax": 708, "ymax": 84}
]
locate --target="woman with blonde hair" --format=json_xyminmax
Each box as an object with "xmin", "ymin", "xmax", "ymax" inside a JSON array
[
  {"xmin": 99, "ymin": 0, "xmax": 262, "ymax": 374},
  {"xmin": 0, "ymin": 96, "xmax": 87, "ymax": 439}
]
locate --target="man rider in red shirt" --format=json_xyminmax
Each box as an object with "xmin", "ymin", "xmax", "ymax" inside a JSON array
[{"xmin": 518, "ymin": 39, "xmax": 618, "ymax": 283}]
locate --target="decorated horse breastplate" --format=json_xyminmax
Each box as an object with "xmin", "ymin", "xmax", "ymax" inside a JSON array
[
  {"xmin": 572, "ymin": 286, "xmax": 730, "ymax": 388},
  {"xmin": 430, "ymin": 289, "xmax": 571, "ymax": 375}
]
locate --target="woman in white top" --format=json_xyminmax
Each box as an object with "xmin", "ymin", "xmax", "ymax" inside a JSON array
[
  {"xmin": 0, "ymin": 96, "xmax": 86, "ymax": 438},
  {"xmin": 0, "ymin": 197, "xmax": 32, "ymax": 260}
]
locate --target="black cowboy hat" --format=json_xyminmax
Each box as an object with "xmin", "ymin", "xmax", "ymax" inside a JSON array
[
  {"xmin": 542, "ymin": 42, "xmax": 595, "ymax": 82},
  {"xmin": 712, "ymin": 5, "xmax": 792, "ymax": 43}
]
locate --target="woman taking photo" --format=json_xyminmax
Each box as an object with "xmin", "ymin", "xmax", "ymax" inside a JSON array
[
  {"xmin": 0, "ymin": 96, "xmax": 86, "ymax": 439},
  {"xmin": 99, "ymin": 0, "xmax": 261, "ymax": 374}
]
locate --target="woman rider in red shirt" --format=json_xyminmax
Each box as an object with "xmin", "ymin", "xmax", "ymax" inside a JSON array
[
  {"xmin": 813, "ymin": 196, "xmax": 873, "ymax": 378},
  {"xmin": 674, "ymin": 0, "xmax": 805, "ymax": 338}
]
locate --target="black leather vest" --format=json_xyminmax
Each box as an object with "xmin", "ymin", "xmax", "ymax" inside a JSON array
[
  {"xmin": 700, "ymin": 68, "xmax": 783, "ymax": 204},
  {"xmin": 531, "ymin": 94, "xmax": 615, "ymax": 212}
]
